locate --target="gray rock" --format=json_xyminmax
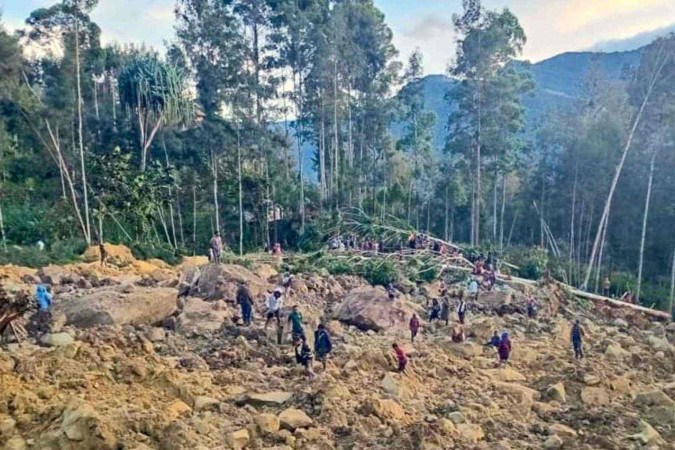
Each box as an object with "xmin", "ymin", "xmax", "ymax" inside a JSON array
[{"xmin": 40, "ymin": 332, "xmax": 75, "ymax": 347}]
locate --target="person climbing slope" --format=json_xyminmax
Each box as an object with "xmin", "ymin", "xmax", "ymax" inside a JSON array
[
  {"xmin": 440, "ymin": 297, "xmax": 450, "ymax": 326},
  {"xmin": 287, "ymin": 305, "xmax": 305, "ymax": 341},
  {"xmin": 265, "ymin": 288, "xmax": 284, "ymax": 330},
  {"xmin": 428, "ymin": 298, "xmax": 441, "ymax": 323},
  {"xmin": 498, "ymin": 332, "xmax": 511, "ymax": 367},
  {"xmin": 485, "ymin": 331, "xmax": 501, "ymax": 348},
  {"xmin": 294, "ymin": 336, "xmax": 315, "ymax": 378},
  {"xmin": 409, "ymin": 313, "xmax": 420, "ymax": 343},
  {"xmin": 457, "ymin": 293, "xmax": 468, "ymax": 325},
  {"xmin": 571, "ymin": 319, "xmax": 586, "ymax": 359},
  {"xmin": 314, "ymin": 323, "xmax": 333, "ymax": 371},
  {"xmin": 35, "ymin": 285, "xmax": 53, "ymax": 311},
  {"xmin": 526, "ymin": 297, "xmax": 538, "ymax": 319},
  {"xmin": 236, "ymin": 283, "xmax": 254, "ymax": 326},
  {"xmin": 392, "ymin": 343, "xmax": 408, "ymax": 373},
  {"xmin": 468, "ymin": 278, "xmax": 479, "ymax": 302}
]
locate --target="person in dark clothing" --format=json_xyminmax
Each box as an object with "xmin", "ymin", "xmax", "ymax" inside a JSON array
[
  {"xmin": 526, "ymin": 297, "xmax": 537, "ymax": 319},
  {"xmin": 393, "ymin": 343, "xmax": 408, "ymax": 373},
  {"xmin": 498, "ymin": 332, "xmax": 511, "ymax": 366},
  {"xmin": 440, "ymin": 298, "xmax": 450, "ymax": 325},
  {"xmin": 485, "ymin": 331, "xmax": 501, "ymax": 348},
  {"xmin": 429, "ymin": 299, "xmax": 441, "ymax": 322},
  {"xmin": 571, "ymin": 319, "xmax": 585, "ymax": 359},
  {"xmin": 294, "ymin": 336, "xmax": 315, "ymax": 378},
  {"xmin": 409, "ymin": 314, "xmax": 420, "ymax": 343},
  {"xmin": 314, "ymin": 323, "xmax": 333, "ymax": 371},
  {"xmin": 288, "ymin": 305, "xmax": 305, "ymax": 341},
  {"xmin": 236, "ymin": 283, "xmax": 254, "ymax": 326},
  {"xmin": 457, "ymin": 295, "xmax": 467, "ymax": 325},
  {"xmin": 99, "ymin": 242, "xmax": 108, "ymax": 267}
]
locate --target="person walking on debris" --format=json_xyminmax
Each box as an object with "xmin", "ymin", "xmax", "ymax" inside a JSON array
[
  {"xmin": 526, "ymin": 297, "xmax": 538, "ymax": 319},
  {"xmin": 457, "ymin": 293, "xmax": 468, "ymax": 325},
  {"xmin": 571, "ymin": 319, "xmax": 585, "ymax": 359},
  {"xmin": 288, "ymin": 305, "xmax": 305, "ymax": 341},
  {"xmin": 451, "ymin": 323, "xmax": 466, "ymax": 343},
  {"xmin": 409, "ymin": 314, "xmax": 420, "ymax": 343},
  {"xmin": 282, "ymin": 271, "xmax": 294, "ymax": 296},
  {"xmin": 209, "ymin": 232, "xmax": 223, "ymax": 264},
  {"xmin": 265, "ymin": 288, "xmax": 284, "ymax": 330},
  {"xmin": 99, "ymin": 242, "xmax": 108, "ymax": 267},
  {"xmin": 35, "ymin": 285, "xmax": 53, "ymax": 311},
  {"xmin": 314, "ymin": 323, "xmax": 333, "ymax": 371},
  {"xmin": 429, "ymin": 298, "xmax": 441, "ymax": 322},
  {"xmin": 294, "ymin": 336, "xmax": 315, "ymax": 378},
  {"xmin": 440, "ymin": 297, "xmax": 450, "ymax": 326},
  {"xmin": 236, "ymin": 283, "xmax": 254, "ymax": 326},
  {"xmin": 498, "ymin": 332, "xmax": 511, "ymax": 367},
  {"xmin": 392, "ymin": 343, "xmax": 408, "ymax": 373},
  {"xmin": 485, "ymin": 331, "xmax": 501, "ymax": 348},
  {"xmin": 468, "ymin": 278, "xmax": 479, "ymax": 302}
]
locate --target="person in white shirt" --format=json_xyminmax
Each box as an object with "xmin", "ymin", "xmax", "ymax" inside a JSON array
[
  {"xmin": 468, "ymin": 278, "xmax": 479, "ymax": 301},
  {"xmin": 265, "ymin": 288, "xmax": 284, "ymax": 329}
]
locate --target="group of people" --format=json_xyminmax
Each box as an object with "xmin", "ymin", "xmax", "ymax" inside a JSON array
[{"xmin": 234, "ymin": 280, "xmax": 333, "ymax": 378}]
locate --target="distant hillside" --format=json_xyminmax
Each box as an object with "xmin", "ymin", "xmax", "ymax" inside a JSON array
[{"xmin": 299, "ymin": 47, "xmax": 644, "ymax": 179}]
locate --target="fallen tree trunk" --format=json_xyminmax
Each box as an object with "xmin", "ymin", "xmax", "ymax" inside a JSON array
[{"xmin": 442, "ymin": 263, "xmax": 671, "ymax": 320}]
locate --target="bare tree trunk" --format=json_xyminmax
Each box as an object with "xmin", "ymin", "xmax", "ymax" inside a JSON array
[
  {"xmin": 319, "ymin": 90, "xmax": 327, "ymax": 202},
  {"xmin": 595, "ymin": 215, "xmax": 609, "ymax": 293},
  {"xmin": 444, "ymin": 183, "xmax": 450, "ymax": 241},
  {"xmin": 192, "ymin": 183, "xmax": 197, "ymax": 253},
  {"xmin": 492, "ymin": 169, "xmax": 498, "ymax": 242},
  {"xmin": 636, "ymin": 149, "xmax": 658, "ymax": 302},
  {"xmin": 333, "ymin": 47, "xmax": 339, "ymax": 209},
  {"xmin": 569, "ymin": 166, "xmax": 578, "ymax": 263},
  {"xmin": 211, "ymin": 149, "xmax": 220, "ymax": 233},
  {"xmin": 0, "ymin": 200, "xmax": 7, "ymax": 252},
  {"xmin": 583, "ymin": 45, "xmax": 669, "ymax": 289},
  {"xmin": 74, "ymin": 20, "xmax": 91, "ymax": 244},
  {"xmin": 474, "ymin": 78, "xmax": 482, "ymax": 246},
  {"xmin": 669, "ymin": 249, "xmax": 675, "ymax": 316},
  {"xmin": 499, "ymin": 174, "xmax": 506, "ymax": 253},
  {"xmin": 237, "ymin": 123, "xmax": 244, "ymax": 256}
]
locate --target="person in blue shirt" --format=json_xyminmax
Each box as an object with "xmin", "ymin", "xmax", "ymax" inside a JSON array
[
  {"xmin": 485, "ymin": 331, "xmax": 501, "ymax": 348},
  {"xmin": 35, "ymin": 285, "xmax": 53, "ymax": 311}
]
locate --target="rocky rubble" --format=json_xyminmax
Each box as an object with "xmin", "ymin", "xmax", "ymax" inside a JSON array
[{"xmin": 1, "ymin": 250, "xmax": 674, "ymax": 449}]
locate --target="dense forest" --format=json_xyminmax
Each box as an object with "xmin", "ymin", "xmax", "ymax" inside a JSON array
[{"xmin": 0, "ymin": 0, "xmax": 673, "ymax": 312}]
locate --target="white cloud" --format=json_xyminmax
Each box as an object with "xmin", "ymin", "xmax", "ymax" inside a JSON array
[{"xmin": 396, "ymin": 15, "xmax": 456, "ymax": 75}]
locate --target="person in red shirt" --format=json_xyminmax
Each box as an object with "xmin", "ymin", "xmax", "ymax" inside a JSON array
[
  {"xmin": 498, "ymin": 332, "xmax": 512, "ymax": 367},
  {"xmin": 392, "ymin": 343, "xmax": 408, "ymax": 372},
  {"xmin": 409, "ymin": 314, "xmax": 420, "ymax": 343}
]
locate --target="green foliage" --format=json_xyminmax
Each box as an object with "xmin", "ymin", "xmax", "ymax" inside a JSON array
[
  {"xmin": 508, "ymin": 247, "xmax": 549, "ymax": 280},
  {"xmin": 128, "ymin": 242, "xmax": 182, "ymax": 265},
  {"xmin": 0, "ymin": 239, "xmax": 87, "ymax": 268}
]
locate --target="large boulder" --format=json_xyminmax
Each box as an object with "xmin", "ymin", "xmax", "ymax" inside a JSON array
[
  {"xmin": 331, "ymin": 286, "xmax": 414, "ymax": 332},
  {"xmin": 82, "ymin": 243, "xmax": 135, "ymax": 267},
  {"xmin": 177, "ymin": 297, "xmax": 232, "ymax": 333},
  {"xmin": 192, "ymin": 263, "xmax": 270, "ymax": 300},
  {"xmin": 38, "ymin": 265, "xmax": 82, "ymax": 285},
  {"xmin": 55, "ymin": 287, "xmax": 177, "ymax": 328}
]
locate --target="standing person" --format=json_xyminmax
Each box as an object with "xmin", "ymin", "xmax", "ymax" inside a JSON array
[
  {"xmin": 294, "ymin": 336, "xmax": 315, "ymax": 378},
  {"xmin": 409, "ymin": 314, "xmax": 420, "ymax": 343},
  {"xmin": 440, "ymin": 297, "xmax": 450, "ymax": 326},
  {"xmin": 99, "ymin": 242, "xmax": 108, "ymax": 267},
  {"xmin": 209, "ymin": 232, "xmax": 223, "ymax": 264},
  {"xmin": 602, "ymin": 277, "xmax": 611, "ymax": 297},
  {"xmin": 282, "ymin": 272, "xmax": 294, "ymax": 296},
  {"xmin": 571, "ymin": 319, "xmax": 585, "ymax": 359},
  {"xmin": 526, "ymin": 297, "xmax": 538, "ymax": 319},
  {"xmin": 457, "ymin": 294, "xmax": 468, "ymax": 325},
  {"xmin": 620, "ymin": 290, "xmax": 634, "ymax": 304},
  {"xmin": 468, "ymin": 278, "xmax": 479, "ymax": 302},
  {"xmin": 287, "ymin": 305, "xmax": 305, "ymax": 341},
  {"xmin": 264, "ymin": 288, "xmax": 284, "ymax": 330},
  {"xmin": 236, "ymin": 283, "xmax": 254, "ymax": 326},
  {"xmin": 314, "ymin": 323, "xmax": 333, "ymax": 371},
  {"xmin": 498, "ymin": 332, "xmax": 512, "ymax": 367},
  {"xmin": 392, "ymin": 343, "xmax": 408, "ymax": 373},
  {"xmin": 428, "ymin": 299, "xmax": 441, "ymax": 323},
  {"xmin": 35, "ymin": 285, "xmax": 53, "ymax": 311}
]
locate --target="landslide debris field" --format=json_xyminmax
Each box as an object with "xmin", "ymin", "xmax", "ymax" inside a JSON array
[{"xmin": 1, "ymin": 245, "xmax": 674, "ymax": 450}]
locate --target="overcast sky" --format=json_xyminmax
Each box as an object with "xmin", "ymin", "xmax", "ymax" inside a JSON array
[{"xmin": 2, "ymin": 0, "xmax": 674, "ymax": 74}]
